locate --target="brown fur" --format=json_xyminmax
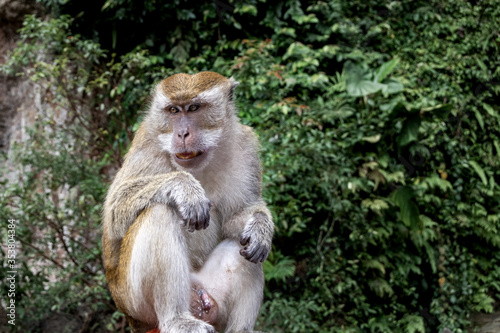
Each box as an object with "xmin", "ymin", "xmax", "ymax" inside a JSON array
[{"xmin": 161, "ymin": 72, "xmax": 230, "ymax": 103}]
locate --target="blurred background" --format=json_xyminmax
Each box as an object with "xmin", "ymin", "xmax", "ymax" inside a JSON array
[{"xmin": 0, "ymin": 0, "xmax": 499, "ymax": 332}]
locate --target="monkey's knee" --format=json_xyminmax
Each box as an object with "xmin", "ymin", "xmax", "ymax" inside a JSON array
[{"xmin": 212, "ymin": 240, "xmax": 264, "ymax": 281}]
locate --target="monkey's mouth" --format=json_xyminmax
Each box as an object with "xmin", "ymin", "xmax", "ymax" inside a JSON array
[{"xmin": 175, "ymin": 151, "xmax": 205, "ymax": 160}]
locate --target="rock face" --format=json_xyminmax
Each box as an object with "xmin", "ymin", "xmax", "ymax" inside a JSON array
[
  {"xmin": 0, "ymin": 0, "xmax": 40, "ymax": 153},
  {"xmin": 472, "ymin": 313, "xmax": 500, "ymax": 333},
  {"xmin": 0, "ymin": 0, "xmax": 36, "ymax": 23}
]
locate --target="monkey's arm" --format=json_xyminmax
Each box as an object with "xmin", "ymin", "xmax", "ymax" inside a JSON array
[
  {"xmin": 104, "ymin": 171, "xmax": 211, "ymax": 240},
  {"xmin": 217, "ymin": 125, "xmax": 274, "ymax": 263},
  {"xmin": 222, "ymin": 203, "xmax": 274, "ymax": 263}
]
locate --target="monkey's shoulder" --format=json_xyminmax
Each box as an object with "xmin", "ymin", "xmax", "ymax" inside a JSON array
[
  {"xmin": 238, "ymin": 124, "xmax": 260, "ymax": 148},
  {"xmin": 240, "ymin": 124, "xmax": 256, "ymax": 136}
]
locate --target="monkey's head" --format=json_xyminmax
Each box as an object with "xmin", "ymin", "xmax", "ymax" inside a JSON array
[{"xmin": 146, "ymin": 72, "xmax": 239, "ymax": 170}]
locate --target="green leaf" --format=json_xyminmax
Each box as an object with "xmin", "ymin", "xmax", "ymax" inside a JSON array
[
  {"xmin": 365, "ymin": 259, "xmax": 386, "ymax": 274},
  {"xmin": 392, "ymin": 186, "xmax": 414, "ymax": 204},
  {"xmin": 402, "ymin": 200, "xmax": 421, "ymax": 229},
  {"xmin": 347, "ymin": 80, "xmax": 385, "ymax": 97},
  {"xmin": 380, "ymin": 99, "xmax": 407, "ymax": 113},
  {"xmin": 423, "ymin": 241, "xmax": 437, "ymax": 273},
  {"xmin": 279, "ymin": 27, "xmax": 296, "ymax": 37},
  {"xmin": 397, "ymin": 115, "xmax": 421, "ymax": 147},
  {"xmin": 362, "ymin": 198, "xmax": 389, "ymax": 215},
  {"xmin": 101, "ymin": 0, "xmax": 115, "ymax": 11},
  {"xmin": 472, "ymin": 293, "xmax": 494, "ymax": 313},
  {"xmin": 474, "ymin": 108, "xmax": 485, "ymax": 130},
  {"xmin": 468, "ymin": 161, "xmax": 488, "ymax": 185},
  {"xmin": 420, "ymin": 104, "xmax": 453, "ymax": 113},
  {"xmin": 400, "ymin": 315, "xmax": 425, "ymax": 333},
  {"xmin": 381, "ymin": 79, "xmax": 404, "ymax": 97},
  {"xmin": 235, "ymin": 4, "xmax": 258, "ymax": 16},
  {"xmin": 263, "ymin": 257, "xmax": 296, "ymax": 282},
  {"xmin": 421, "ymin": 174, "xmax": 452, "ymax": 192},
  {"xmin": 390, "ymin": 186, "xmax": 422, "ymax": 229},
  {"xmin": 361, "ymin": 134, "xmax": 381, "ymax": 143},
  {"xmin": 374, "ymin": 57, "xmax": 400, "ymax": 82},
  {"xmin": 482, "ymin": 103, "xmax": 496, "ymax": 117},
  {"xmin": 344, "ymin": 61, "xmax": 385, "ymax": 97},
  {"xmin": 419, "ymin": 104, "xmax": 453, "ymax": 120},
  {"xmin": 368, "ymin": 278, "xmax": 394, "ymax": 297},
  {"xmin": 494, "ymin": 140, "xmax": 500, "ymax": 157}
]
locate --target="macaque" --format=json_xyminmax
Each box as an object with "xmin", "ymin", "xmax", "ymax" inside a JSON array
[{"xmin": 102, "ymin": 72, "xmax": 274, "ymax": 333}]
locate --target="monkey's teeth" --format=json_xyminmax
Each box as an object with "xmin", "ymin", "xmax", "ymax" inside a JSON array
[{"xmin": 175, "ymin": 151, "xmax": 204, "ymax": 160}]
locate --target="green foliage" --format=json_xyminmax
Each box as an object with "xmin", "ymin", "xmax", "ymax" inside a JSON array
[
  {"xmin": 1, "ymin": 0, "xmax": 499, "ymax": 332},
  {"xmin": 399, "ymin": 315, "xmax": 425, "ymax": 333}
]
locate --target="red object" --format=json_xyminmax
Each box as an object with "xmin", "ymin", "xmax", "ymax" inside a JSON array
[{"xmin": 146, "ymin": 329, "xmax": 160, "ymax": 333}]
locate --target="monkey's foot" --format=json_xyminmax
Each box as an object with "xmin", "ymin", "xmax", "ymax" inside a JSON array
[{"xmin": 158, "ymin": 316, "xmax": 216, "ymax": 333}]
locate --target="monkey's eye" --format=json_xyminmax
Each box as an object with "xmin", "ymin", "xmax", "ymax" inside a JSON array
[
  {"xmin": 168, "ymin": 106, "xmax": 180, "ymax": 114},
  {"xmin": 188, "ymin": 104, "xmax": 200, "ymax": 112}
]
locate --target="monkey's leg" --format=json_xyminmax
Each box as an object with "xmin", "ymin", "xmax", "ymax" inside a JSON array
[
  {"xmin": 117, "ymin": 204, "xmax": 216, "ymax": 333},
  {"xmin": 192, "ymin": 240, "xmax": 264, "ymax": 333}
]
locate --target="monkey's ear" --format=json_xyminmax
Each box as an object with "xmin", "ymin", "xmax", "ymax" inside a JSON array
[{"xmin": 228, "ymin": 77, "xmax": 239, "ymax": 102}]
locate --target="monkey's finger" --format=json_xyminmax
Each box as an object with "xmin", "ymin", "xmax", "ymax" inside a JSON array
[
  {"xmin": 240, "ymin": 235, "xmax": 250, "ymax": 246},
  {"xmin": 196, "ymin": 203, "xmax": 210, "ymax": 230},
  {"xmin": 250, "ymin": 246, "xmax": 266, "ymax": 263},
  {"xmin": 239, "ymin": 248, "xmax": 250, "ymax": 260},
  {"xmin": 252, "ymin": 244, "xmax": 270, "ymax": 263},
  {"xmin": 203, "ymin": 215, "xmax": 210, "ymax": 229},
  {"xmin": 259, "ymin": 248, "xmax": 270, "ymax": 262},
  {"xmin": 240, "ymin": 246, "xmax": 260, "ymax": 263},
  {"xmin": 196, "ymin": 214, "xmax": 208, "ymax": 230},
  {"xmin": 195, "ymin": 217, "xmax": 203, "ymax": 230},
  {"xmin": 202, "ymin": 208, "xmax": 210, "ymax": 229},
  {"xmin": 188, "ymin": 220, "xmax": 196, "ymax": 232}
]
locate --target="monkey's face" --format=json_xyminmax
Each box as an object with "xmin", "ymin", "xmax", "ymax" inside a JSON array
[
  {"xmin": 157, "ymin": 100, "xmax": 224, "ymax": 170},
  {"xmin": 150, "ymin": 72, "xmax": 238, "ymax": 170}
]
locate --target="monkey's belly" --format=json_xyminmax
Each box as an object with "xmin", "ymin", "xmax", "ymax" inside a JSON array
[{"xmin": 184, "ymin": 216, "xmax": 221, "ymax": 269}]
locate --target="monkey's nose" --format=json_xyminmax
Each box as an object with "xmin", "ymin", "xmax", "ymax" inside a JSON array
[{"xmin": 178, "ymin": 129, "xmax": 190, "ymax": 140}]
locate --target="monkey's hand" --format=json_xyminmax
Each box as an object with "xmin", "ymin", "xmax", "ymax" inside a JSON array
[
  {"xmin": 170, "ymin": 173, "xmax": 211, "ymax": 232},
  {"xmin": 239, "ymin": 212, "xmax": 273, "ymax": 263}
]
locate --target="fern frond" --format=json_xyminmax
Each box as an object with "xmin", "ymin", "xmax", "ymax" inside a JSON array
[
  {"xmin": 400, "ymin": 314, "xmax": 425, "ymax": 333},
  {"xmin": 263, "ymin": 256, "xmax": 296, "ymax": 282}
]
